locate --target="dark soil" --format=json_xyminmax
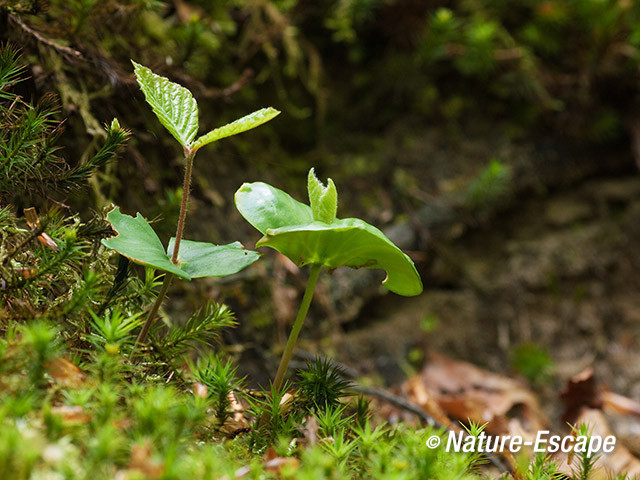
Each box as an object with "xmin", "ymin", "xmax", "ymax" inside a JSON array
[{"xmin": 334, "ymin": 171, "xmax": 640, "ymax": 429}]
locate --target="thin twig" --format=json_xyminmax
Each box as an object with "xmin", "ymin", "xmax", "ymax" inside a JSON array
[
  {"xmin": 9, "ymin": 15, "xmax": 84, "ymax": 60},
  {"xmin": 207, "ymin": 69, "xmax": 254, "ymax": 99},
  {"xmin": 350, "ymin": 384, "xmax": 439, "ymax": 427}
]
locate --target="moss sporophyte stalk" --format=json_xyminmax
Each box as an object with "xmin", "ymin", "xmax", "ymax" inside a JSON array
[{"xmin": 101, "ymin": 61, "xmax": 422, "ymax": 395}]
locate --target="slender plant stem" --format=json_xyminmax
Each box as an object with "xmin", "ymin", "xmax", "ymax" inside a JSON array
[
  {"xmin": 135, "ymin": 273, "xmax": 172, "ymax": 345},
  {"xmin": 171, "ymin": 149, "xmax": 195, "ymax": 263},
  {"xmin": 135, "ymin": 148, "xmax": 195, "ymax": 347},
  {"xmin": 272, "ymin": 263, "xmax": 322, "ymax": 392}
]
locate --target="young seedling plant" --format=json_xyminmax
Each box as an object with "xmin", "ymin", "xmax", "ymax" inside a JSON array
[
  {"xmin": 102, "ymin": 62, "xmax": 279, "ymax": 346},
  {"xmin": 235, "ymin": 169, "xmax": 423, "ymax": 392}
]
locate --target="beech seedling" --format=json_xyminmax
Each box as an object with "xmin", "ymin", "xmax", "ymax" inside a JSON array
[
  {"xmin": 102, "ymin": 62, "xmax": 279, "ymax": 345},
  {"xmin": 235, "ymin": 168, "xmax": 423, "ymax": 390}
]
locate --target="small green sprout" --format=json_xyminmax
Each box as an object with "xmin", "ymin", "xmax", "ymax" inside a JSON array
[
  {"xmin": 102, "ymin": 62, "xmax": 279, "ymax": 345},
  {"xmin": 235, "ymin": 168, "xmax": 423, "ymax": 391}
]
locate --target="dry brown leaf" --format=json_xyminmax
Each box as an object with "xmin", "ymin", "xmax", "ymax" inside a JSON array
[
  {"xmin": 300, "ymin": 415, "xmax": 319, "ymax": 447},
  {"xmin": 553, "ymin": 408, "xmax": 640, "ymax": 479},
  {"xmin": 400, "ymin": 375, "xmax": 455, "ymax": 428},
  {"xmin": 233, "ymin": 465, "xmax": 251, "ymax": 478},
  {"xmin": 24, "ymin": 207, "xmax": 39, "ymax": 228},
  {"xmin": 264, "ymin": 456, "xmax": 299, "ymax": 475},
  {"xmin": 559, "ymin": 369, "xmax": 640, "ymax": 459},
  {"xmin": 407, "ymin": 353, "xmax": 546, "ymax": 436},
  {"xmin": 37, "ymin": 232, "xmax": 59, "ymax": 252},
  {"xmin": 50, "ymin": 405, "xmax": 92, "ymax": 424},
  {"xmin": 173, "ymin": 0, "xmax": 205, "ymax": 23},
  {"xmin": 23, "ymin": 207, "xmax": 59, "ymax": 252},
  {"xmin": 128, "ymin": 440, "xmax": 164, "ymax": 479},
  {"xmin": 603, "ymin": 391, "xmax": 640, "ymax": 417},
  {"xmin": 193, "ymin": 382, "xmax": 208, "ymax": 399},
  {"xmin": 219, "ymin": 417, "xmax": 251, "ymax": 437},
  {"xmin": 219, "ymin": 391, "xmax": 250, "ymax": 437},
  {"xmin": 46, "ymin": 357, "xmax": 85, "ymax": 387},
  {"xmin": 602, "ymin": 389, "xmax": 640, "ymax": 455},
  {"xmin": 264, "ymin": 446, "xmax": 279, "ymax": 462},
  {"xmin": 14, "ymin": 267, "xmax": 36, "ymax": 279},
  {"xmin": 230, "ymin": 391, "xmax": 246, "ymax": 422},
  {"xmin": 559, "ymin": 368, "xmax": 602, "ymax": 424},
  {"xmin": 113, "ymin": 417, "xmax": 132, "ymax": 430},
  {"xmin": 280, "ymin": 392, "xmax": 294, "ymax": 410}
]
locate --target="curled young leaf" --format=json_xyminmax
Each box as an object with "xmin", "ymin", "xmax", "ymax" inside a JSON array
[{"xmin": 307, "ymin": 168, "xmax": 337, "ymax": 224}]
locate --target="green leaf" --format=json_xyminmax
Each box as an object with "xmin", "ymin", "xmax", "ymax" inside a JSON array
[
  {"xmin": 235, "ymin": 177, "xmax": 423, "ymax": 297},
  {"xmin": 234, "ymin": 181, "xmax": 314, "ymax": 234},
  {"xmin": 307, "ymin": 168, "xmax": 337, "ymax": 224},
  {"xmin": 132, "ymin": 61, "xmax": 198, "ymax": 148},
  {"xmin": 258, "ymin": 219, "xmax": 423, "ymax": 296},
  {"xmin": 167, "ymin": 238, "xmax": 260, "ymax": 278},
  {"xmin": 191, "ymin": 108, "xmax": 280, "ymax": 151},
  {"xmin": 101, "ymin": 207, "xmax": 190, "ymax": 280}
]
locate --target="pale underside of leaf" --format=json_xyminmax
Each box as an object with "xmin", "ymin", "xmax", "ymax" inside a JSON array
[
  {"xmin": 235, "ymin": 181, "xmax": 314, "ymax": 235},
  {"xmin": 132, "ymin": 61, "xmax": 199, "ymax": 148},
  {"xmin": 192, "ymin": 107, "xmax": 280, "ymax": 151},
  {"xmin": 101, "ymin": 207, "xmax": 190, "ymax": 280},
  {"xmin": 257, "ymin": 219, "xmax": 423, "ymax": 296},
  {"xmin": 167, "ymin": 238, "xmax": 260, "ymax": 278},
  {"xmin": 235, "ymin": 181, "xmax": 423, "ymax": 296}
]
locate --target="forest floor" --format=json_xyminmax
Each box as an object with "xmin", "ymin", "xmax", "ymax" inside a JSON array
[
  {"xmin": 156, "ymin": 120, "xmax": 640, "ymax": 475},
  {"xmin": 327, "ymin": 169, "xmax": 640, "ymax": 467},
  {"xmin": 338, "ymin": 172, "xmax": 640, "ymax": 399}
]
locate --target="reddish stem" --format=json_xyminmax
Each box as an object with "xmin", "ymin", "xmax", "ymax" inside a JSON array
[{"xmin": 135, "ymin": 148, "xmax": 195, "ymax": 347}]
